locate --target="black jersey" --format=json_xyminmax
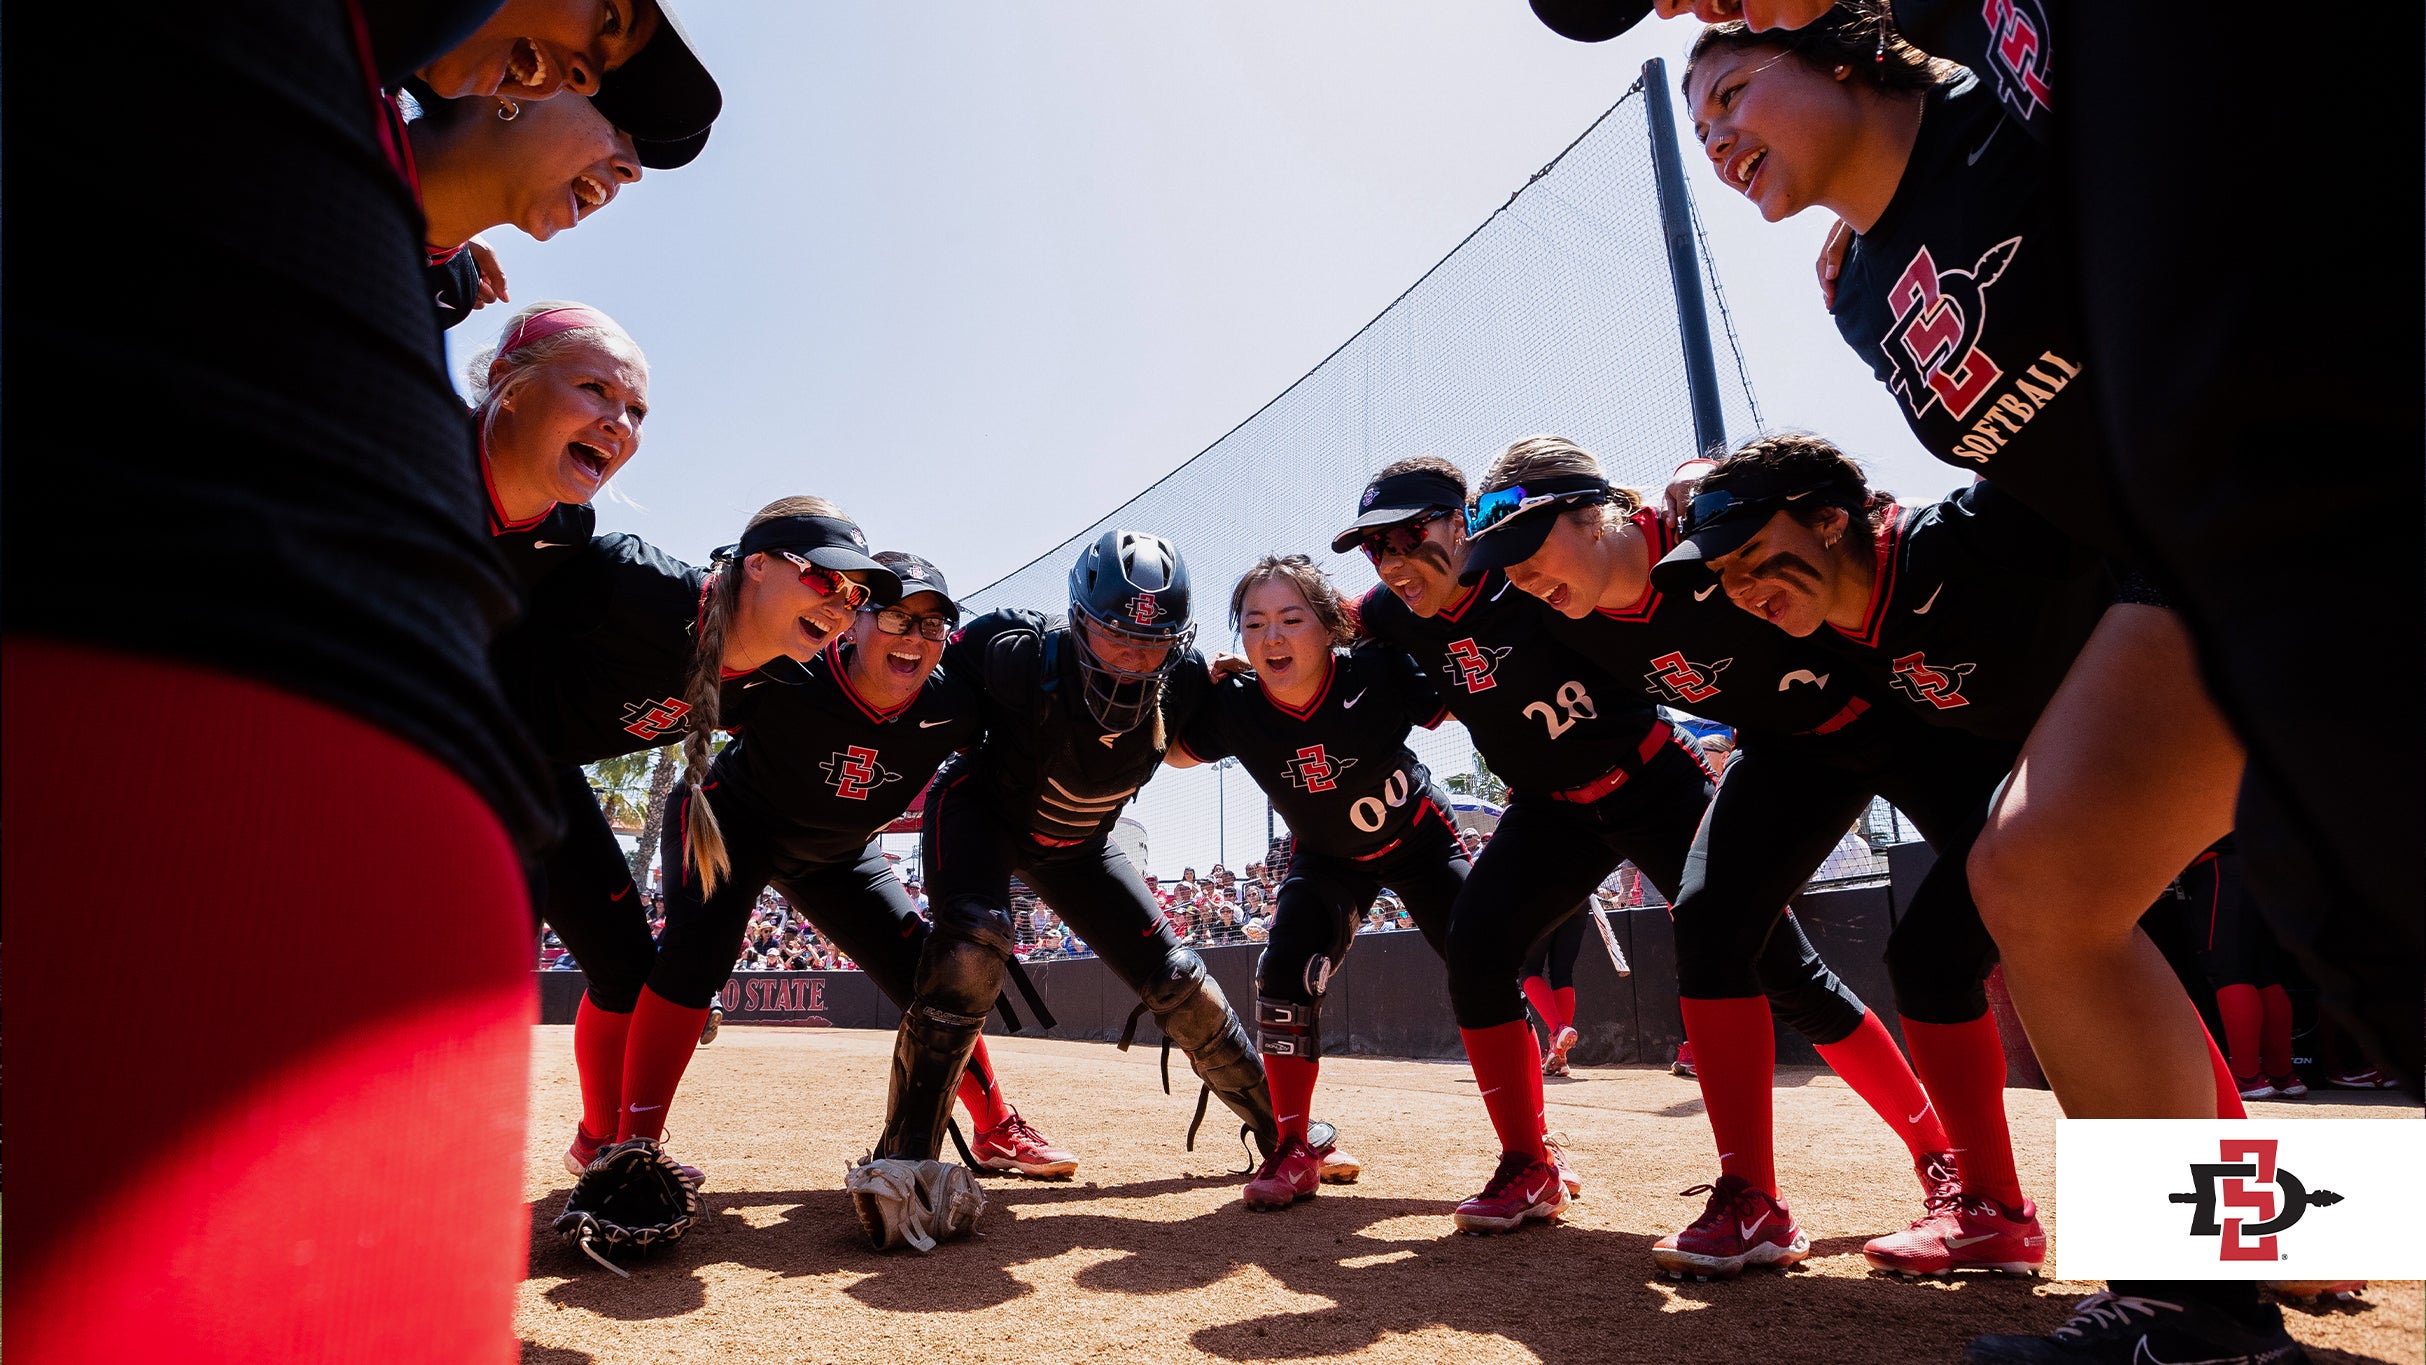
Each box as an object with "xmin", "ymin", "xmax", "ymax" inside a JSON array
[
  {"xmin": 1812, "ymin": 479, "xmax": 2106, "ymax": 743},
  {"xmin": 1549, "ymin": 508, "xmax": 1875, "ymax": 737},
  {"xmin": 1893, "ymin": 0, "xmax": 2057, "ymax": 144},
  {"xmin": 1357, "ymin": 573, "xmax": 1660, "ymax": 796},
  {"xmin": 493, "ymin": 532, "xmax": 789, "ymax": 765},
  {"xmin": 1175, "ymin": 642, "xmax": 1449, "ymax": 861},
  {"xmin": 1834, "ymin": 72, "xmax": 2116, "ymax": 555},
  {"xmin": 428, "ymin": 244, "xmax": 480, "ymax": 330},
  {"xmin": 936, "ymin": 608, "xmax": 1209, "ymax": 844},
  {"xmin": 709, "ymin": 640, "xmax": 984, "ymax": 865},
  {"xmin": 478, "ymin": 426, "xmax": 597, "ymax": 591}
]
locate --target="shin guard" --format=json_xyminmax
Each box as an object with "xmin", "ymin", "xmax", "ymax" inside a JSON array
[
  {"xmin": 1147, "ymin": 954, "xmax": 1276, "ymax": 1157},
  {"xmin": 877, "ymin": 1002, "xmax": 988, "ymax": 1163}
]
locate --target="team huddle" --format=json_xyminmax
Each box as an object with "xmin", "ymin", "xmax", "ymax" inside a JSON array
[{"xmin": 15, "ymin": 1, "xmax": 2415, "ymax": 1363}]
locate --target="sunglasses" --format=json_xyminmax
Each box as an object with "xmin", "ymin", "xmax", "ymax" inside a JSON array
[
  {"xmin": 1356, "ymin": 508, "xmax": 1456, "ymax": 562},
  {"xmin": 1466, "ymin": 483, "xmax": 1605, "ymax": 538},
  {"xmin": 868, "ymin": 606, "xmax": 953, "ymax": 642},
  {"xmin": 778, "ymin": 552, "xmax": 872, "ymax": 609},
  {"xmin": 1683, "ymin": 484, "xmax": 1833, "ymax": 533}
]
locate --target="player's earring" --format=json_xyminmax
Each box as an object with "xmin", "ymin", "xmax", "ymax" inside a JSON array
[
  {"xmin": 1875, "ymin": 24, "xmax": 1888, "ymax": 63},
  {"xmin": 497, "ymin": 99, "xmax": 521, "ymax": 122}
]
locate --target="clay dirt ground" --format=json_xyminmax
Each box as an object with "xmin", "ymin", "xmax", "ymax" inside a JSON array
[{"xmin": 517, "ymin": 1026, "xmax": 2421, "ymax": 1365}]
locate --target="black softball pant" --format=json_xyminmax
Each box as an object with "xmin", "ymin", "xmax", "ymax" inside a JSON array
[
  {"xmin": 648, "ymin": 781, "xmax": 932, "ymax": 1011},
  {"xmin": 1673, "ymin": 718, "xmax": 2017, "ymax": 1028},
  {"xmin": 1527, "ymin": 913, "xmax": 1588, "ymax": 989},
  {"xmin": 1256, "ymin": 788, "xmax": 1468, "ymax": 1009},
  {"xmin": 1445, "ymin": 725, "xmax": 1861, "ymax": 1033},
  {"xmin": 538, "ymin": 764, "xmax": 658, "ymax": 1014}
]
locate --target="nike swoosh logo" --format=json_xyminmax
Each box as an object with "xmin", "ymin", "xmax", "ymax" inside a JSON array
[
  {"xmin": 1695, "ymin": 584, "xmax": 1718, "ymax": 602},
  {"xmin": 1479, "ymin": 1086, "xmax": 1504, "ymax": 1098},
  {"xmin": 1906, "ymin": 1104, "xmax": 1930, "ymax": 1124},
  {"xmin": 1943, "ymin": 1233, "xmax": 2001, "ymax": 1249},
  {"xmin": 1738, "ymin": 1215, "xmax": 1768, "ymax": 1242},
  {"xmin": 920, "ymin": 719, "xmax": 950, "ymax": 728},
  {"xmin": 610, "ymin": 886, "xmax": 631, "ymax": 902},
  {"xmin": 2129, "ymin": 1338, "xmax": 2278, "ymax": 1365},
  {"xmin": 1912, "ymin": 584, "xmax": 1944, "ymax": 614},
  {"xmin": 629, "ymin": 1103, "xmax": 664, "ymax": 1113},
  {"xmin": 533, "ymin": 540, "xmax": 571, "ymax": 549},
  {"xmin": 744, "ymin": 679, "xmax": 768, "ymax": 688},
  {"xmin": 1341, "ymin": 689, "xmax": 1367, "ymax": 709},
  {"xmin": 1967, "ymin": 121, "xmax": 2000, "ymax": 166}
]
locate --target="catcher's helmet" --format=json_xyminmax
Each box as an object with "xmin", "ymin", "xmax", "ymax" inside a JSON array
[
  {"xmin": 1529, "ymin": 0, "xmax": 1655, "ymax": 43},
  {"xmin": 1067, "ymin": 530, "xmax": 1195, "ymax": 733}
]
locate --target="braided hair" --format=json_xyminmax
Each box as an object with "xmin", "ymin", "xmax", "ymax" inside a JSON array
[{"xmin": 681, "ymin": 495, "xmax": 849, "ymax": 895}]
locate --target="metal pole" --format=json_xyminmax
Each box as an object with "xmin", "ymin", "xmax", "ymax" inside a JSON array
[
  {"xmin": 1217, "ymin": 759, "xmax": 1227, "ymax": 868},
  {"xmin": 1640, "ymin": 56, "xmax": 1729, "ymax": 461}
]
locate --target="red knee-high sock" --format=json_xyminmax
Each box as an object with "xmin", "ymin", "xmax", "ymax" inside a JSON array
[
  {"xmin": 955, "ymin": 1034, "xmax": 1015, "ymax": 1132},
  {"xmin": 1813, "ymin": 1010, "xmax": 1951, "ymax": 1161},
  {"xmin": 2258, "ymin": 985, "xmax": 2295, "ymax": 1079},
  {"xmin": 1265, "ymin": 1053, "xmax": 1319, "ymax": 1145},
  {"xmin": 1678, "ymin": 996, "xmax": 1776, "ymax": 1196},
  {"xmin": 1900, "ymin": 1015, "xmax": 2024, "ymax": 1207},
  {"xmin": 1552, "ymin": 986, "xmax": 1578, "ymax": 1036},
  {"xmin": 2205, "ymin": 1027, "xmax": 2247, "ymax": 1119},
  {"xmin": 617, "ymin": 987, "xmax": 709, "ymax": 1142},
  {"xmin": 2215, "ymin": 983, "xmax": 2262, "ymax": 1080},
  {"xmin": 1460, "ymin": 1022, "xmax": 1548, "ymax": 1161},
  {"xmin": 1520, "ymin": 977, "xmax": 1557, "ymax": 1045},
  {"xmin": 573, "ymin": 995, "xmax": 634, "ymax": 1142}
]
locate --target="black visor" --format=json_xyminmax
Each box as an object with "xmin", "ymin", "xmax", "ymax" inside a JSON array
[
  {"xmin": 720, "ymin": 515, "xmax": 902, "ymax": 605},
  {"xmin": 1330, "ymin": 469, "xmax": 1470, "ymax": 553}
]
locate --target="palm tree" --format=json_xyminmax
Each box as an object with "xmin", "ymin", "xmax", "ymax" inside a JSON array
[
  {"xmin": 584, "ymin": 750, "xmax": 659, "ymax": 830},
  {"xmin": 627, "ymin": 747, "xmax": 683, "ymax": 884},
  {"xmin": 1442, "ymin": 750, "xmax": 1509, "ymax": 806}
]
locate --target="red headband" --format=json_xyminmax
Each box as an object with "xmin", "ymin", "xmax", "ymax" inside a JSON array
[{"xmin": 498, "ymin": 304, "xmax": 619, "ymax": 357}]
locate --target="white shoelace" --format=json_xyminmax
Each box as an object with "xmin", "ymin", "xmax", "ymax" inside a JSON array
[{"xmin": 2051, "ymin": 1293, "xmax": 2182, "ymax": 1340}]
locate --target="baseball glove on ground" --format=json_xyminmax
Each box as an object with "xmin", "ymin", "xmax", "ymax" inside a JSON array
[
  {"xmin": 554, "ymin": 1137, "xmax": 702, "ymax": 1275},
  {"xmin": 845, "ymin": 1154, "xmax": 986, "ymax": 1254}
]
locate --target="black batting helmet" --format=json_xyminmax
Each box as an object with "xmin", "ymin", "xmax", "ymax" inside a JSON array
[{"xmin": 1067, "ymin": 530, "xmax": 1196, "ymax": 733}]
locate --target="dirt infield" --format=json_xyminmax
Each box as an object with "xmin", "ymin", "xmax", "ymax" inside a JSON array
[{"xmin": 518, "ymin": 1027, "xmax": 2420, "ymax": 1365}]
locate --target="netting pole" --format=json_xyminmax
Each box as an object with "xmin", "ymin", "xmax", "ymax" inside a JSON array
[{"xmin": 1640, "ymin": 57, "xmax": 1729, "ymax": 461}]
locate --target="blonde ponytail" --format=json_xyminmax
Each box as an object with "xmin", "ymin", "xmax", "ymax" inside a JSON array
[{"xmin": 680, "ymin": 565, "xmax": 740, "ymax": 895}]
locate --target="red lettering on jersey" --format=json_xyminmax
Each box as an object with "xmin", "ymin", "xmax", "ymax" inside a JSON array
[
  {"xmin": 821, "ymin": 744, "xmax": 893, "ymax": 800},
  {"xmin": 1889, "ymin": 652, "xmax": 1976, "ymax": 710},
  {"xmin": 1884, "ymin": 245, "xmax": 2007, "ymax": 423},
  {"xmin": 620, "ymin": 696, "xmax": 692, "ymax": 741},
  {"xmin": 1285, "ymin": 743, "xmax": 1355, "ymax": 794}
]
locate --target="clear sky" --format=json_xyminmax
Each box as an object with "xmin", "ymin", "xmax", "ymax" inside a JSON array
[{"xmin": 492, "ymin": 4, "xmax": 1964, "ymax": 879}]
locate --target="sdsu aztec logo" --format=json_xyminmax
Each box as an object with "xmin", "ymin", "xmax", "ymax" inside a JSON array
[
  {"xmin": 1889, "ymin": 652, "xmax": 1975, "ymax": 710},
  {"xmin": 2169, "ymin": 1138, "xmax": 2342, "ymax": 1263},
  {"xmin": 1130, "ymin": 592, "xmax": 1158, "ymax": 625},
  {"xmin": 819, "ymin": 744, "xmax": 902, "ymax": 801},
  {"xmin": 1644, "ymin": 651, "xmax": 1731, "ymax": 705},
  {"xmin": 619, "ymin": 696, "xmax": 692, "ymax": 741},
  {"xmin": 1883, "ymin": 237, "xmax": 2020, "ymax": 426},
  {"xmin": 1443, "ymin": 638, "xmax": 1510, "ymax": 693},
  {"xmin": 1980, "ymin": 0, "xmax": 2052, "ymax": 119},
  {"xmin": 1360, "ymin": 487, "xmax": 1380, "ymax": 510},
  {"xmin": 1283, "ymin": 744, "xmax": 1356, "ymax": 794}
]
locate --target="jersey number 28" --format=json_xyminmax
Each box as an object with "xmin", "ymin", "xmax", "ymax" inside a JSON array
[{"xmin": 1522, "ymin": 680, "xmax": 1598, "ymax": 739}]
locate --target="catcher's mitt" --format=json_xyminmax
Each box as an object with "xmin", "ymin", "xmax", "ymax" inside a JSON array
[{"xmin": 553, "ymin": 1137, "xmax": 702, "ymax": 1275}]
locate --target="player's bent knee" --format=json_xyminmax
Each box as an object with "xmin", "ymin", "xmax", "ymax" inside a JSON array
[
  {"xmin": 932, "ymin": 894, "xmax": 1017, "ymax": 954},
  {"xmin": 914, "ymin": 928, "xmax": 1009, "ymax": 1018}
]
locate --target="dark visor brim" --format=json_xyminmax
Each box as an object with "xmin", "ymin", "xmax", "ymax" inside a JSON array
[
  {"xmin": 1456, "ymin": 507, "xmax": 1561, "ymax": 585},
  {"xmin": 1329, "ymin": 503, "xmax": 1455, "ymax": 554}
]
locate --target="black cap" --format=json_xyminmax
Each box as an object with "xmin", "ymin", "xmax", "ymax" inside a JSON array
[
  {"xmin": 877, "ymin": 552, "xmax": 962, "ymax": 622},
  {"xmin": 591, "ymin": 1, "xmax": 720, "ymax": 146},
  {"xmin": 720, "ymin": 515, "xmax": 903, "ymax": 606},
  {"xmin": 1652, "ymin": 468, "xmax": 1867, "ymax": 586},
  {"xmin": 1455, "ymin": 475, "xmax": 1611, "ymax": 585},
  {"xmin": 1330, "ymin": 468, "xmax": 1469, "ymax": 554},
  {"xmin": 1529, "ymin": 0, "xmax": 1658, "ymax": 43},
  {"xmin": 630, "ymin": 124, "xmax": 710, "ymax": 171}
]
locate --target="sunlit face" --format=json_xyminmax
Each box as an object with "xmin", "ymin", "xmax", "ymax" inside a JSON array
[
  {"xmin": 496, "ymin": 96, "xmax": 641, "ymax": 240},
  {"xmin": 740, "ymin": 556, "xmax": 868, "ymax": 661},
  {"xmin": 416, "ymin": 0, "xmax": 657, "ymax": 100},
  {"xmin": 848, "ymin": 591, "xmax": 951, "ymax": 689},
  {"xmin": 1366, "ymin": 512, "xmax": 1466, "ymax": 618},
  {"xmin": 1686, "ymin": 44, "xmax": 1864, "ymax": 222},
  {"xmin": 485, "ymin": 335, "xmax": 648, "ymax": 505},
  {"xmin": 1080, "ymin": 616, "xmax": 1172, "ymax": 675},
  {"xmin": 1502, "ymin": 510, "xmax": 1612, "ymax": 619},
  {"xmin": 1702, "ymin": 506, "xmax": 1850, "ymax": 636},
  {"xmin": 1654, "ymin": 0, "xmax": 1835, "ymax": 31},
  {"xmin": 1237, "ymin": 576, "xmax": 1329, "ymax": 690}
]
